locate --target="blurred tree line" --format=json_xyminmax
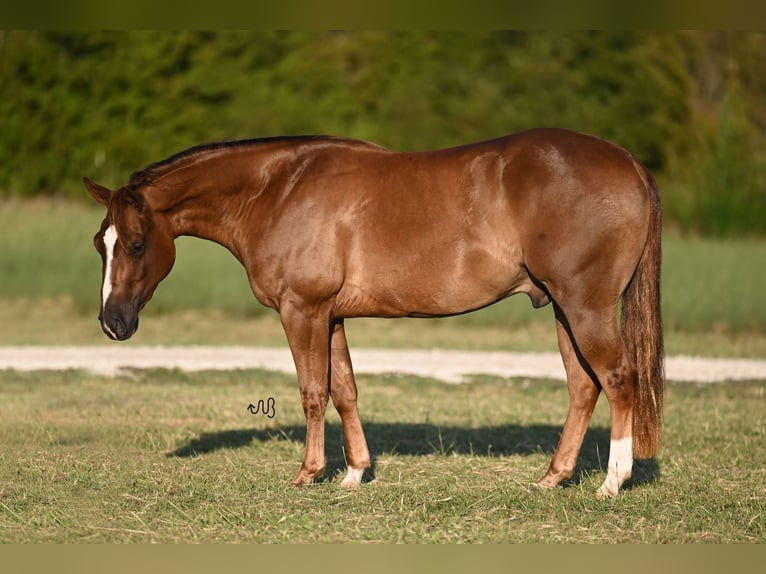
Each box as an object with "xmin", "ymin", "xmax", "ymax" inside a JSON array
[{"xmin": 1, "ymin": 30, "xmax": 764, "ymax": 236}]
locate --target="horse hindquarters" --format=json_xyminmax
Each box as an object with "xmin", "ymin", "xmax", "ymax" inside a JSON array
[{"xmin": 527, "ymin": 159, "xmax": 663, "ymax": 496}]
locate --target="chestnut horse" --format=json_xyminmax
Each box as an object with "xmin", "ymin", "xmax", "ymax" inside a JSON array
[{"xmin": 85, "ymin": 128, "xmax": 663, "ymax": 497}]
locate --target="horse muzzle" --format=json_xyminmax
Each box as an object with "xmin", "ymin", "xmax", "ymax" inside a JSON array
[{"xmin": 100, "ymin": 305, "xmax": 139, "ymax": 341}]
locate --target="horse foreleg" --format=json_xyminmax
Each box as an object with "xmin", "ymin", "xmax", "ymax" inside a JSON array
[
  {"xmin": 538, "ymin": 310, "xmax": 601, "ymax": 488},
  {"xmin": 329, "ymin": 320, "xmax": 371, "ymax": 489},
  {"xmin": 280, "ymin": 301, "xmax": 333, "ymax": 486}
]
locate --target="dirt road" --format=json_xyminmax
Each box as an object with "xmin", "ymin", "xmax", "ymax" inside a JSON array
[{"xmin": 1, "ymin": 345, "xmax": 765, "ymax": 383}]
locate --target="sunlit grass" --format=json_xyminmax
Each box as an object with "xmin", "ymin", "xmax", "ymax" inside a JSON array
[{"xmin": 0, "ymin": 369, "xmax": 763, "ymax": 543}]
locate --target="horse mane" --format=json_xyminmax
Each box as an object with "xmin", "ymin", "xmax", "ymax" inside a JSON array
[{"xmin": 127, "ymin": 135, "xmax": 324, "ymax": 188}]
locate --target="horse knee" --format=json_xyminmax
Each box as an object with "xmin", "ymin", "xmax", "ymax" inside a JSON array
[{"xmin": 301, "ymin": 389, "xmax": 329, "ymax": 418}]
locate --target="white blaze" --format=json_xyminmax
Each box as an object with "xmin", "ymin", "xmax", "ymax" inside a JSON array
[{"xmin": 101, "ymin": 225, "xmax": 118, "ymax": 335}]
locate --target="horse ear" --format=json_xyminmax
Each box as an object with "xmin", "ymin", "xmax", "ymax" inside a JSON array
[{"xmin": 83, "ymin": 178, "xmax": 112, "ymax": 206}]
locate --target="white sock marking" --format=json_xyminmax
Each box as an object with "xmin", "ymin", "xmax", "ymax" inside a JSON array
[
  {"xmin": 598, "ymin": 436, "xmax": 633, "ymax": 498},
  {"xmin": 101, "ymin": 225, "xmax": 118, "ymax": 337},
  {"xmin": 340, "ymin": 467, "xmax": 365, "ymax": 489}
]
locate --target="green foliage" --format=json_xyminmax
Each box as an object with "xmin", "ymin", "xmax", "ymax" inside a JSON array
[
  {"xmin": 1, "ymin": 31, "xmax": 765, "ymax": 235},
  {"xmin": 690, "ymin": 84, "xmax": 766, "ymax": 235}
]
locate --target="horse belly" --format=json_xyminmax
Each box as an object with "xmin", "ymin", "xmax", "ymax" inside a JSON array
[{"xmin": 336, "ymin": 242, "xmax": 526, "ymax": 318}]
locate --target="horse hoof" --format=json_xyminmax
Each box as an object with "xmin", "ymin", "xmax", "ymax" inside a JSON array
[
  {"xmin": 535, "ymin": 473, "xmax": 562, "ymax": 490},
  {"xmin": 340, "ymin": 466, "xmax": 365, "ymax": 489},
  {"xmin": 596, "ymin": 484, "xmax": 619, "ymax": 499},
  {"xmin": 292, "ymin": 471, "xmax": 320, "ymax": 486},
  {"xmin": 340, "ymin": 478, "xmax": 361, "ymax": 490}
]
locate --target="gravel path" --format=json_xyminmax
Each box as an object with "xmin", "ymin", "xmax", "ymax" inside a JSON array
[{"xmin": 1, "ymin": 345, "xmax": 765, "ymax": 383}]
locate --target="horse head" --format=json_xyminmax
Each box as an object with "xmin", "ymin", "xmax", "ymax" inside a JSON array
[{"xmin": 84, "ymin": 178, "xmax": 176, "ymax": 340}]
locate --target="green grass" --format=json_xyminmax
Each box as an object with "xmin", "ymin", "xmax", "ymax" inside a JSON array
[
  {"xmin": 0, "ymin": 368, "xmax": 763, "ymax": 543},
  {"xmin": 2, "ymin": 200, "xmax": 766, "ymax": 355}
]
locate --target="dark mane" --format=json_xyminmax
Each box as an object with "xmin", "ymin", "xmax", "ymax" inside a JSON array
[{"xmin": 127, "ymin": 135, "xmax": 324, "ymax": 187}]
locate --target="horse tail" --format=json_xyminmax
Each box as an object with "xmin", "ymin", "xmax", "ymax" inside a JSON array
[{"xmin": 622, "ymin": 160, "xmax": 665, "ymax": 459}]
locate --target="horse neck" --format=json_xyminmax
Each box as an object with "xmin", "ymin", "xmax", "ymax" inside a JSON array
[{"xmin": 145, "ymin": 151, "xmax": 279, "ymax": 260}]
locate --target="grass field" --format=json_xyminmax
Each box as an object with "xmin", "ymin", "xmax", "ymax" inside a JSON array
[
  {"xmin": 0, "ymin": 368, "xmax": 763, "ymax": 543},
  {"xmin": 1, "ymin": 200, "xmax": 766, "ymax": 356}
]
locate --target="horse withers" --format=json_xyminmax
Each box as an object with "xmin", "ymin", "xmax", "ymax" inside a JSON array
[{"xmin": 85, "ymin": 128, "xmax": 664, "ymax": 497}]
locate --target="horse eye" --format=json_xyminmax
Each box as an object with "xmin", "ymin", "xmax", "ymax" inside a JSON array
[{"xmin": 131, "ymin": 242, "xmax": 145, "ymax": 255}]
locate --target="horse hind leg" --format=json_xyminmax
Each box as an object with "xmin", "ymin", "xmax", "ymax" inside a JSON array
[
  {"xmin": 329, "ymin": 320, "xmax": 371, "ymax": 489},
  {"xmin": 538, "ymin": 304, "xmax": 601, "ymax": 488},
  {"xmin": 595, "ymin": 350, "xmax": 637, "ymax": 499},
  {"xmin": 549, "ymin": 300, "xmax": 636, "ymax": 498}
]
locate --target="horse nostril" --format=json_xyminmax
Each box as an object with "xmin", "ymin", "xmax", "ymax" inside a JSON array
[
  {"xmin": 102, "ymin": 305, "xmax": 138, "ymax": 341},
  {"xmin": 113, "ymin": 315, "xmax": 126, "ymax": 336}
]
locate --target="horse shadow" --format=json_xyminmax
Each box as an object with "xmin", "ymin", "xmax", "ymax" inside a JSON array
[{"xmin": 168, "ymin": 421, "xmax": 659, "ymax": 490}]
